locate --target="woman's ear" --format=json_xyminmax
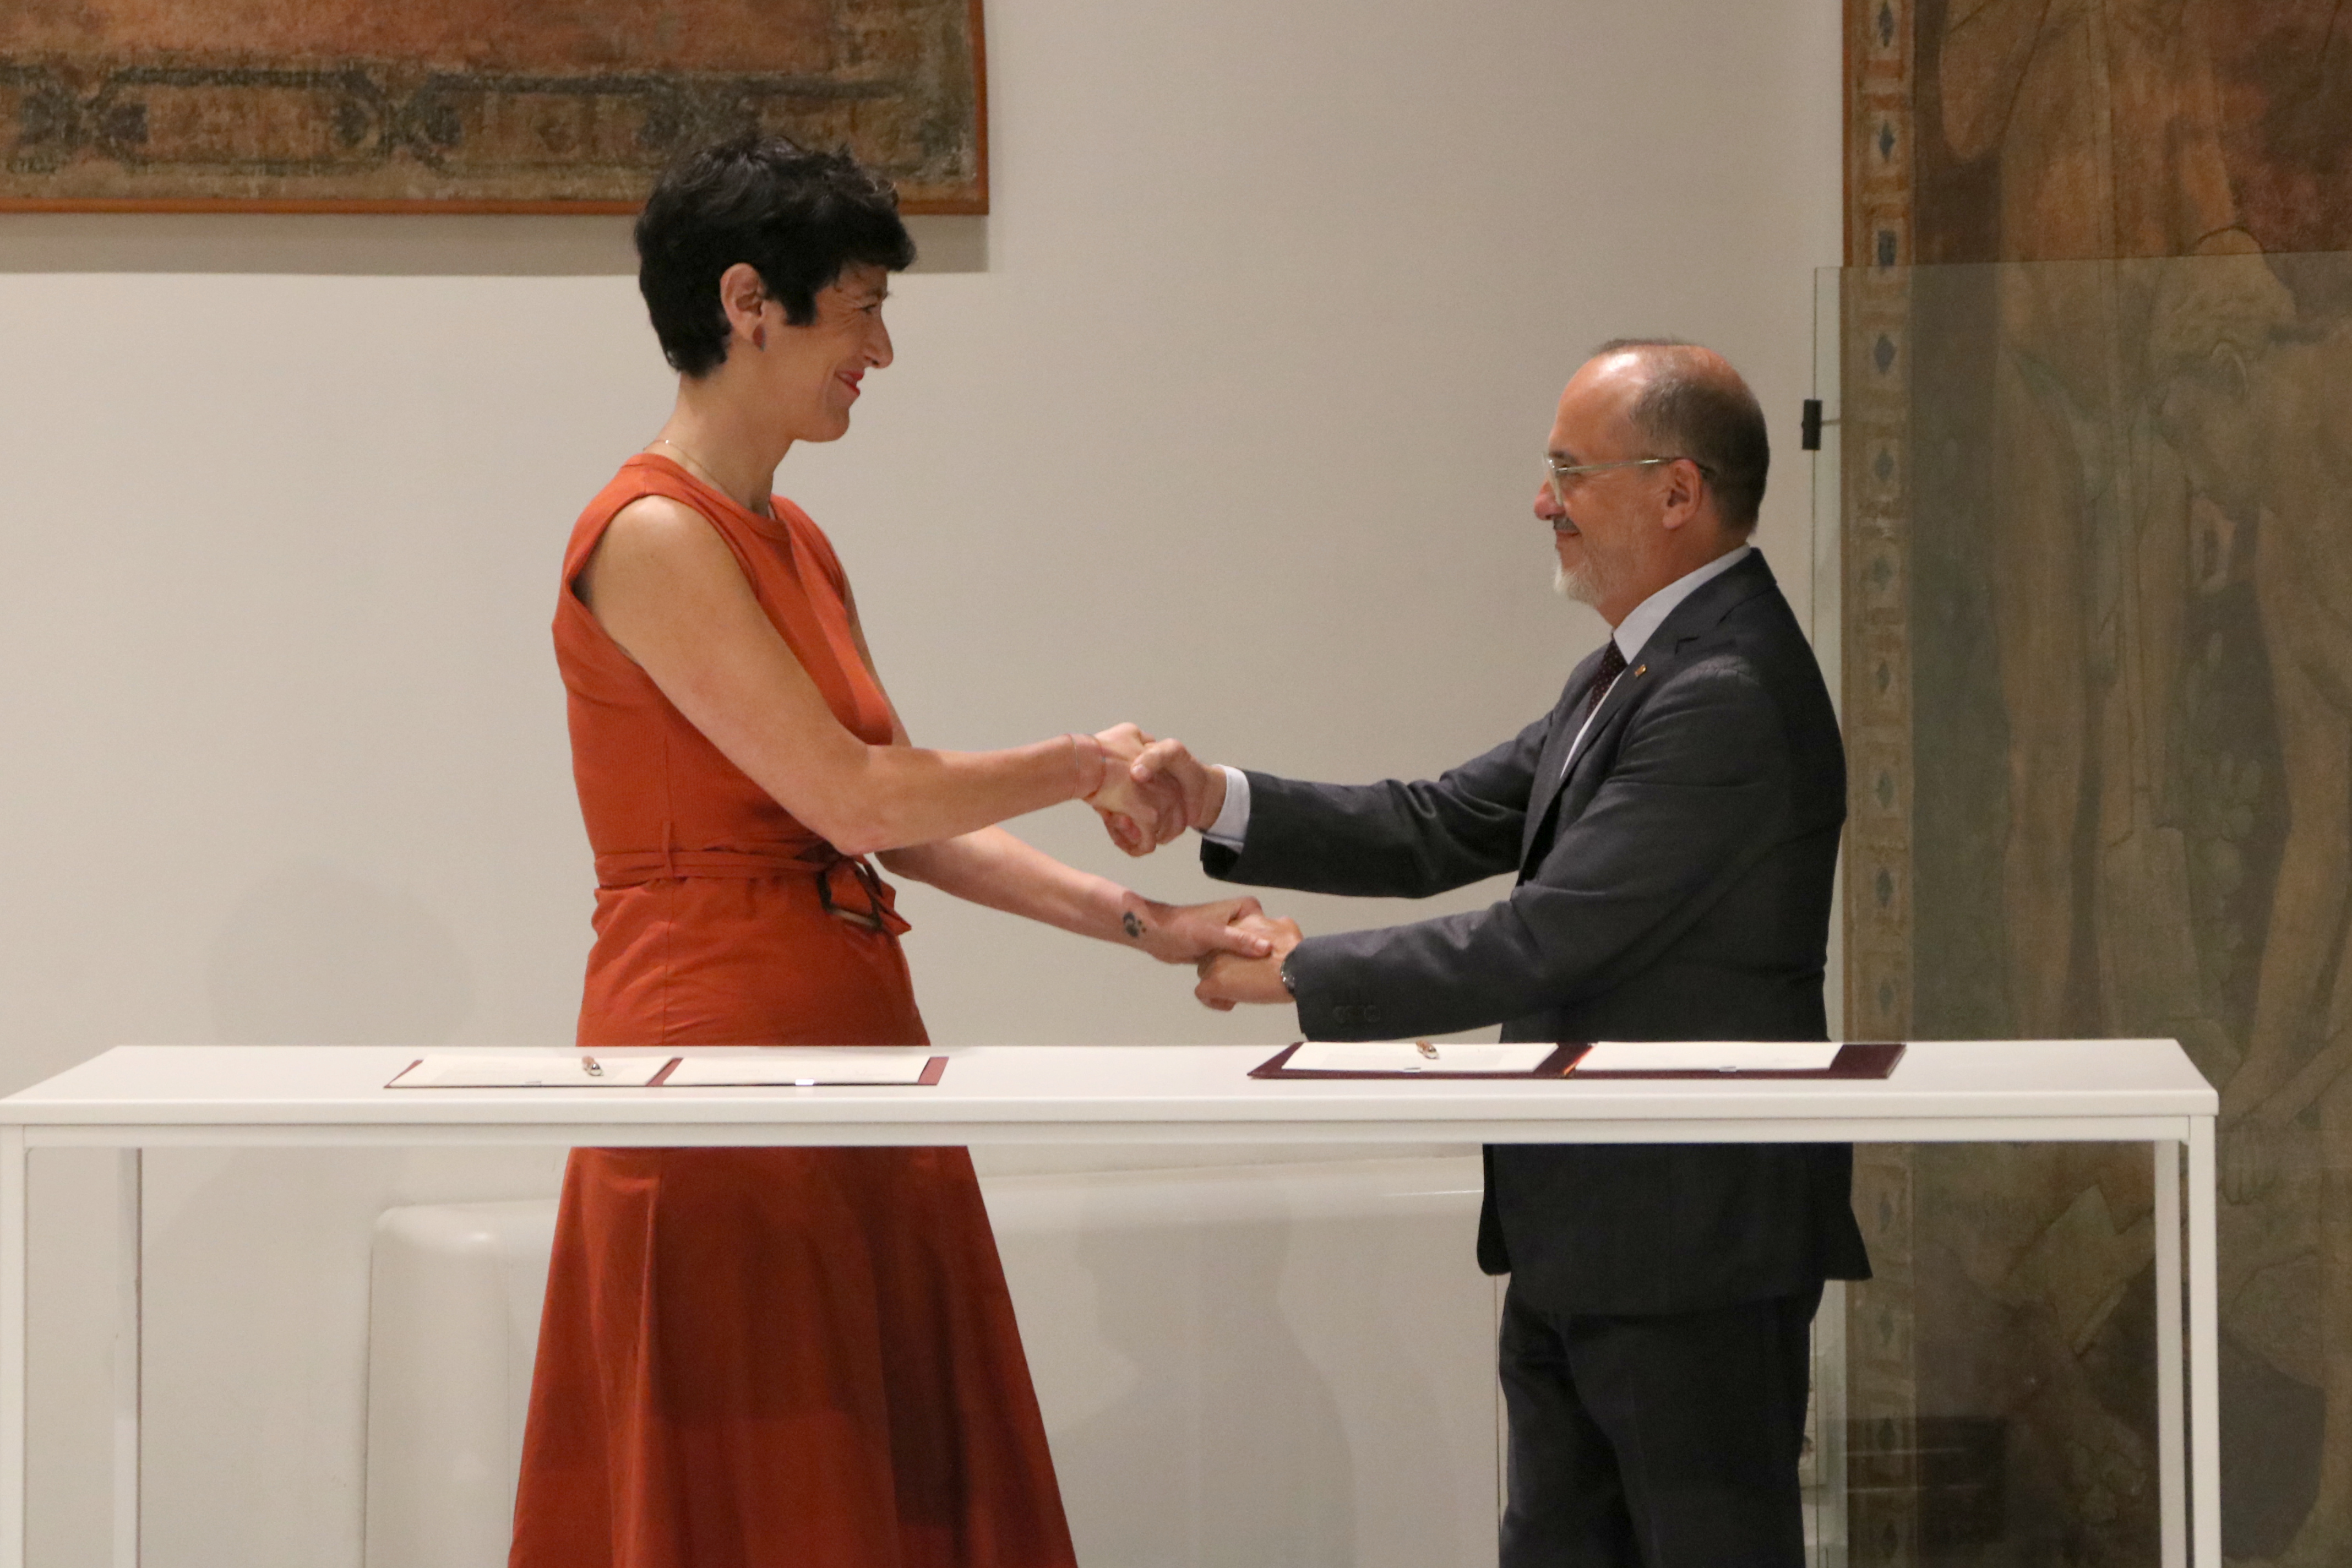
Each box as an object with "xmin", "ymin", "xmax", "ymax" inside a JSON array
[{"xmin": 717, "ymin": 262, "xmax": 769, "ymax": 350}]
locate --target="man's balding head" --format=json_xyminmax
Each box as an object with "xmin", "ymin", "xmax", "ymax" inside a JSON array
[{"xmin": 1588, "ymin": 339, "xmax": 1771, "ymax": 535}]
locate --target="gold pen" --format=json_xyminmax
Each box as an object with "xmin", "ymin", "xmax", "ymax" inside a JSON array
[{"xmin": 582, "ymin": 1056, "xmax": 604, "ymax": 1078}]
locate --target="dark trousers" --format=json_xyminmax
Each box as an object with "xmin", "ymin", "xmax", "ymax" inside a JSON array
[{"xmin": 1498, "ymin": 1278, "xmax": 1822, "ymax": 1568}]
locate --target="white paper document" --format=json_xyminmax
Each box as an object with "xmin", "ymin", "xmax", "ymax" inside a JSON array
[
  {"xmin": 1572, "ymin": 1041, "xmax": 1843, "ymax": 1074},
  {"xmin": 663, "ymin": 1049, "xmax": 938, "ymax": 1087},
  {"xmin": 388, "ymin": 1053, "xmax": 671, "ymax": 1089},
  {"xmin": 1284, "ymin": 1041, "xmax": 1560, "ymax": 1074}
]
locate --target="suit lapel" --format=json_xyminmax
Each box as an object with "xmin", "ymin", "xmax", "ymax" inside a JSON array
[
  {"xmin": 1521, "ymin": 649, "xmax": 1643, "ymax": 858},
  {"xmin": 1520, "ymin": 644, "xmax": 1609, "ymax": 858},
  {"xmin": 1520, "ymin": 553, "xmax": 1782, "ymax": 863},
  {"xmin": 1564, "ymin": 649, "xmax": 1649, "ymax": 779}
]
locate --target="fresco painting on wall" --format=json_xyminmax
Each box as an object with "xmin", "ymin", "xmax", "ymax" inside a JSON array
[
  {"xmin": 0, "ymin": 0, "xmax": 985, "ymax": 210},
  {"xmin": 1845, "ymin": 0, "xmax": 2352, "ymax": 1560}
]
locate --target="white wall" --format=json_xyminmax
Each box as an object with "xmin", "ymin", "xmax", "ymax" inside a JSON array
[{"xmin": 0, "ymin": 0, "xmax": 1842, "ymax": 1559}]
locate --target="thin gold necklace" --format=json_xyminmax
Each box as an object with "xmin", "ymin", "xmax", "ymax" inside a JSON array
[
  {"xmin": 650, "ymin": 435, "xmax": 716, "ymax": 481},
  {"xmin": 650, "ymin": 437, "xmax": 768, "ymax": 515}
]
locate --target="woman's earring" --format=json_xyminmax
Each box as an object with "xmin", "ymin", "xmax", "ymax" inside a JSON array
[{"xmin": 754, "ymin": 324, "xmax": 767, "ymax": 351}]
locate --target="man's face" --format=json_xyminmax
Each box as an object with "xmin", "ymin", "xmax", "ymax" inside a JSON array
[{"xmin": 1537, "ymin": 353, "xmax": 1670, "ymax": 618}]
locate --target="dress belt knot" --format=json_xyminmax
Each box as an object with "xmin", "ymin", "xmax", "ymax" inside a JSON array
[{"xmin": 592, "ymin": 840, "xmax": 910, "ymax": 937}]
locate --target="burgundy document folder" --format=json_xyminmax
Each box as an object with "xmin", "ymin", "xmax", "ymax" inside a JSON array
[{"xmin": 1248, "ymin": 1042, "xmax": 1906, "ymax": 1081}]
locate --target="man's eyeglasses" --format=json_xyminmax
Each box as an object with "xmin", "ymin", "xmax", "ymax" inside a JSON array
[{"xmin": 1543, "ymin": 454, "xmax": 1714, "ymax": 510}]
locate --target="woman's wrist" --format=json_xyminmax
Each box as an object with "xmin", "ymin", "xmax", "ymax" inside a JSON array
[
  {"xmin": 1109, "ymin": 887, "xmax": 1154, "ymax": 945},
  {"xmin": 1066, "ymin": 731, "xmax": 1108, "ymax": 801}
]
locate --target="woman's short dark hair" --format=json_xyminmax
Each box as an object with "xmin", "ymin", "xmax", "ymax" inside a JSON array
[
  {"xmin": 635, "ymin": 134, "xmax": 917, "ymax": 378},
  {"xmin": 1594, "ymin": 337, "xmax": 1771, "ymax": 533}
]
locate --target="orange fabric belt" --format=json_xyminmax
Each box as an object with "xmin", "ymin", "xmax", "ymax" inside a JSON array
[{"xmin": 592, "ymin": 841, "xmax": 910, "ymax": 936}]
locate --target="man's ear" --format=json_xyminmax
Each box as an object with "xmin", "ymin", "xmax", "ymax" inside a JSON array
[{"xmin": 1657, "ymin": 458, "xmax": 1703, "ymax": 532}]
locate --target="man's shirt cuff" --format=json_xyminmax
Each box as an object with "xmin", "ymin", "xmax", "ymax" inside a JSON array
[{"xmin": 1201, "ymin": 765, "xmax": 1251, "ymax": 848}]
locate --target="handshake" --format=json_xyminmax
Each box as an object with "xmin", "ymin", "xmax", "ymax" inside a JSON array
[
  {"xmin": 1084, "ymin": 723, "xmax": 1224, "ymax": 856},
  {"xmin": 1079, "ymin": 723, "xmax": 1300, "ymax": 1010}
]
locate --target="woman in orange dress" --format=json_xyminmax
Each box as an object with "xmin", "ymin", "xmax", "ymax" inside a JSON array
[{"xmin": 510, "ymin": 135, "xmax": 1266, "ymax": 1568}]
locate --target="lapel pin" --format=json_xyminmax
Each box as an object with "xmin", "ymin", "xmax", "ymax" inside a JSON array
[{"xmin": 1635, "ymin": 664, "xmax": 1647, "ymax": 677}]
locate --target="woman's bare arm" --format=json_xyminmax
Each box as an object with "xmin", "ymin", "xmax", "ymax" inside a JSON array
[
  {"xmin": 883, "ymin": 824, "xmax": 1270, "ymax": 962},
  {"xmin": 830, "ymin": 580, "xmax": 1273, "ymax": 963},
  {"xmin": 578, "ymin": 496, "xmax": 1163, "ymax": 855}
]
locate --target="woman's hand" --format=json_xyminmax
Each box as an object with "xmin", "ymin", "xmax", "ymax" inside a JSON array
[
  {"xmin": 1088, "ymin": 723, "xmax": 1186, "ymax": 855},
  {"xmin": 1124, "ymin": 896, "xmax": 1273, "ymax": 965}
]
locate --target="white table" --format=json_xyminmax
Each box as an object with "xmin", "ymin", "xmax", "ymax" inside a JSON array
[{"xmin": 0, "ymin": 1039, "xmax": 2221, "ymax": 1566}]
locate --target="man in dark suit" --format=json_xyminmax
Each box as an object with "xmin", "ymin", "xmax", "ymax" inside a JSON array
[{"xmin": 1129, "ymin": 340, "xmax": 1869, "ymax": 1566}]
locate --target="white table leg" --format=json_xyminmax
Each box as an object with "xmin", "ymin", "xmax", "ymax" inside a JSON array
[
  {"xmin": 2187, "ymin": 1118, "xmax": 2221, "ymax": 1566},
  {"xmin": 0, "ymin": 1127, "xmax": 25, "ymax": 1568},
  {"xmin": 2154, "ymin": 1139, "xmax": 2184, "ymax": 1568},
  {"xmin": 113, "ymin": 1150, "xmax": 140, "ymax": 1568}
]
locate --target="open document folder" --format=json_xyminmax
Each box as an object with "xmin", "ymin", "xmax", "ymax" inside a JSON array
[
  {"xmin": 1575, "ymin": 1041, "xmax": 1840, "ymax": 1073},
  {"xmin": 1251, "ymin": 1040, "xmax": 1901, "ymax": 1080},
  {"xmin": 1287, "ymin": 1042, "xmax": 1563, "ymax": 1074},
  {"xmin": 386, "ymin": 1049, "xmax": 944, "ymax": 1089},
  {"xmin": 1252, "ymin": 1041, "xmax": 1577, "ymax": 1078},
  {"xmin": 663, "ymin": 1050, "xmax": 939, "ymax": 1087},
  {"xmin": 388, "ymin": 1054, "xmax": 672, "ymax": 1088}
]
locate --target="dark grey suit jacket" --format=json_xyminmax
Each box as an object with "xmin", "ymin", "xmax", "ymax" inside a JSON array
[{"xmin": 1204, "ymin": 552, "xmax": 1870, "ymax": 1315}]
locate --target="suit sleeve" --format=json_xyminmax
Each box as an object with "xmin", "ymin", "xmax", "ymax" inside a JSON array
[
  {"xmin": 1283, "ymin": 652, "xmax": 1794, "ymax": 1040},
  {"xmin": 1199, "ymin": 708, "xmax": 1558, "ymax": 900}
]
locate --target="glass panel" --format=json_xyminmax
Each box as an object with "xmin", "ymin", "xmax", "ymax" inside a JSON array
[
  {"xmin": 1812, "ymin": 263, "xmax": 1846, "ymax": 679},
  {"xmin": 1815, "ymin": 262, "xmax": 1848, "ymax": 1047},
  {"xmin": 1811, "ymin": 260, "xmax": 1853, "ymax": 1568},
  {"xmin": 1828, "ymin": 248, "xmax": 2352, "ymax": 1566}
]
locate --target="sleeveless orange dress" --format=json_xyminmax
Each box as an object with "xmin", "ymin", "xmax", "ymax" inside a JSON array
[{"xmin": 510, "ymin": 455, "xmax": 1077, "ymax": 1568}]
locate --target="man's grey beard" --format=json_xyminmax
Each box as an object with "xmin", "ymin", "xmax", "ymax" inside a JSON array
[{"xmin": 1554, "ymin": 556, "xmax": 1603, "ymax": 605}]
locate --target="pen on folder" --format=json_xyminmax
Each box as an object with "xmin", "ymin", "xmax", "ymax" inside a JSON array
[{"xmin": 582, "ymin": 1057, "xmax": 603, "ymax": 1078}]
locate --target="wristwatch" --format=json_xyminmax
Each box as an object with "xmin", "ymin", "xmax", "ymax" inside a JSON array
[{"xmin": 1278, "ymin": 952, "xmax": 1299, "ymax": 998}]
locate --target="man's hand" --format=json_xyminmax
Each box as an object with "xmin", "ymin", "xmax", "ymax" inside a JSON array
[
  {"xmin": 1194, "ymin": 914, "xmax": 1303, "ymax": 1010},
  {"xmin": 1131, "ymin": 737, "xmax": 1229, "ymax": 845},
  {"xmin": 1124, "ymin": 896, "xmax": 1274, "ymax": 965},
  {"xmin": 1086, "ymin": 725, "xmax": 1224, "ymax": 855},
  {"xmin": 1086, "ymin": 724, "xmax": 1186, "ymax": 855}
]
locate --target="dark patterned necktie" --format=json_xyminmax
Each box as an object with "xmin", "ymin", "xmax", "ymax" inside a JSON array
[{"xmin": 1582, "ymin": 640, "xmax": 1629, "ymax": 721}]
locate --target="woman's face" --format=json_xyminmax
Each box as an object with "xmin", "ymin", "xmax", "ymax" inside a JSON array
[{"xmin": 753, "ymin": 263, "xmax": 895, "ymax": 444}]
